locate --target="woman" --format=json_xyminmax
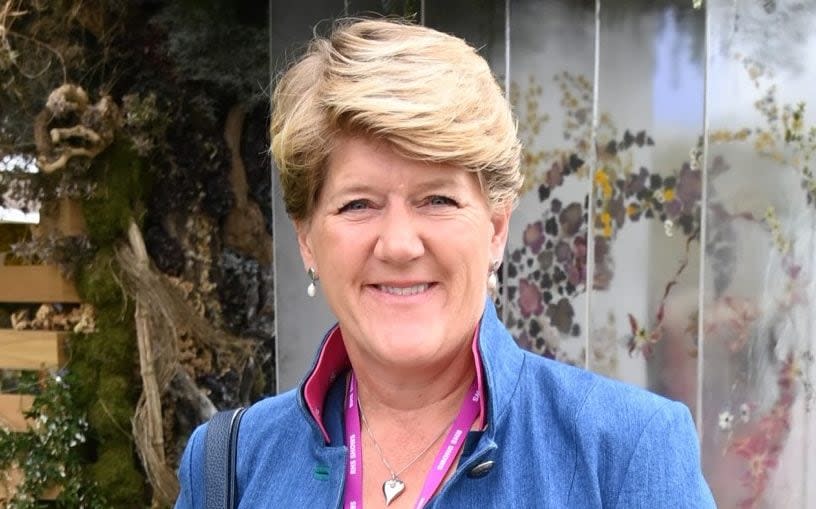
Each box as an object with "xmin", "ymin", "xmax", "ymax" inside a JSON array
[{"xmin": 176, "ymin": 19, "xmax": 715, "ymax": 508}]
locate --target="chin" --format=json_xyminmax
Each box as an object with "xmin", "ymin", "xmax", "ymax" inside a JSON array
[{"xmin": 365, "ymin": 323, "xmax": 449, "ymax": 364}]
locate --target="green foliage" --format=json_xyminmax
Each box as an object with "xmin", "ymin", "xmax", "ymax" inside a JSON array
[
  {"xmin": 89, "ymin": 444, "xmax": 145, "ymax": 507},
  {"xmin": 63, "ymin": 345, "xmax": 99, "ymax": 409},
  {"xmin": 0, "ymin": 224, "xmax": 30, "ymax": 265},
  {"xmin": 81, "ymin": 140, "xmax": 145, "ymax": 246},
  {"xmin": 88, "ymin": 374, "xmax": 134, "ymax": 442},
  {"xmin": 76, "ymin": 249, "xmax": 121, "ymax": 307},
  {"xmin": 68, "ymin": 123, "xmax": 147, "ymax": 508},
  {"xmin": 121, "ymin": 93, "xmax": 170, "ymax": 157},
  {"xmin": 0, "ymin": 374, "xmax": 107, "ymax": 509},
  {"xmin": 153, "ymin": 1, "xmax": 268, "ymax": 103},
  {"xmin": 380, "ymin": 0, "xmax": 420, "ymax": 17},
  {"xmin": 86, "ymin": 325, "xmax": 134, "ymax": 375}
]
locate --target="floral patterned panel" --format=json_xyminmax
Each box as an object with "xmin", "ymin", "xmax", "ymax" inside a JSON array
[
  {"xmin": 505, "ymin": 0, "xmax": 596, "ymax": 367},
  {"xmin": 505, "ymin": 0, "xmax": 707, "ymax": 406},
  {"xmin": 702, "ymin": 1, "xmax": 816, "ymax": 507},
  {"xmin": 588, "ymin": 3, "xmax": 706, "ymax": 402}
]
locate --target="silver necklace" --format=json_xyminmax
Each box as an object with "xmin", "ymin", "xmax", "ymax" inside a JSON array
[{"xmin": 358, "ymin": 399, "xmax": 453, "ymax": 506}]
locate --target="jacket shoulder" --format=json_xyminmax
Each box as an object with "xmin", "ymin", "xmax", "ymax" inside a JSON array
[
  {"xmin": 240, "ymin": 388, "xmax": 302, "ymax": 437},
  {"xmin": 173, "ymin": 389, "xmax": 304, "ymax": 509},
  {"xmin": 519, "ymin": 351, "xmax": 671, "ymax": 425},
  {"xmin": 516, "ymin": 353, "xmax": 714, "ymax": 507}
]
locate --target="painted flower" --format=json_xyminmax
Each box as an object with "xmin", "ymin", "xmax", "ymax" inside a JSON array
[
  {"xmin": 523, "ymin": 221, "xmax": 546, "ymax": 253},
  {"xmin": 545, "ymin": 161, "xmax": 563, "ymax": 188},
  {"xmin": 718, "ymin": 410, "xmax": 735, "ymax": 431},
  {"xmin": 518, "ymin": 278, "xmax": 543, "ymax": 318},
  {"xmin": 515, "ymin": 331, "xmax": 533, "ymax": 351},
  {"xmin": 624, "ymin": 166, "xmax": 649, "ymax": 195},
  {"xmin": 675, "ymin": 162, "xmax": 702, "ymax": 214},
  {"xmin": 559, "ymin": 202, "xmax": 584, "ymax": 236},
  {"xmin": 594, "ymin": 168, "xmax": 613, "ymax": 199},
  {"xmin": 593, "ymin": 237, "xmax": 613, "ymax": 290},
  {"xmin": 597, "ymin": 211, "xmax": 613, "ymax": 238},
  {"xmin": 739, "ymin": 403, "xmax": 752, "ymax": 423},
  {"xmin": 554, "ymin": 240, "xmax": 572, "ymax": 264},
  {"xmin": 546, "ymin": 297, "xmax": 574, "ymax": 335},
  {"xmin": 664, "ymin": 198, "xmax": 683, "ymax": 219},
  {"xmin": 570, "ymin": 236, "xmax": 587, "ymax": 286}
]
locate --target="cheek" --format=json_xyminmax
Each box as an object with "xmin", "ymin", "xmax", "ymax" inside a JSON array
[{"xmin": 311, "ymin": 224, "xmax": 369, "ymax": 272}]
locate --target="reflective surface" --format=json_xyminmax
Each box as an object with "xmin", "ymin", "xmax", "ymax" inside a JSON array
[
  {"xmin": 504, "ymin": 0, "xmax": 595, "ymax": 368},
  {"xmin": 702, "ymin": 1, "xmax": 816, "ymax": 506},
  {"xmin": 270, "ymin": 2, "xmax": 815, "ymax": 505}
]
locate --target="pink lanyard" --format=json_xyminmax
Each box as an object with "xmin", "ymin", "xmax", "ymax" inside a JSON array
[{"xmin": 342, "ymin": 372, "xmax": 481, "ymax": 509}]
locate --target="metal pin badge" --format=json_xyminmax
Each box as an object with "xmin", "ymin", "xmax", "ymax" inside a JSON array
[{"xmin": 467, "ymin": 460, "xmax": 495, "ymax": 479}]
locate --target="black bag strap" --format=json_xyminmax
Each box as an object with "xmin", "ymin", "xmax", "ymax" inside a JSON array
[{"xmin": 204, "ymin": 407, "xmax": 247, "ymax": 509}]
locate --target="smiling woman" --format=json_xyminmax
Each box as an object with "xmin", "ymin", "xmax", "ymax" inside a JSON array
[
  {"xmin": 175, "ymin": 18, "xmax": 715, "ymax": 509},
  {"xmin": 298, "ymin": 136, "xmax": 509, "ymax": 377}
]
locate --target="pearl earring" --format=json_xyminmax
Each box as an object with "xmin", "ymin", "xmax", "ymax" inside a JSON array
[
  {"xmin": 307, "ymin": 267, "xmax": 318, "ymax": 297},
  {"xmin": 487, "ymin": 261, "xmax": 500, "ymax": 293}
]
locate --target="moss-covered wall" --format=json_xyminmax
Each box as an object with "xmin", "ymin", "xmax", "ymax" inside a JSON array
[
  {"xmin": 72, "ymin": 139, "xmax": 148, "ymax": 506},
  {"xmin": 2, "ymin": 1, "xmax": 273, "ymax": 505}
]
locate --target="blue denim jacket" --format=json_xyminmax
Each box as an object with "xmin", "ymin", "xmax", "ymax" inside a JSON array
[{"xmin": 175, "ymin": 301, "xmax": 715, "ymax": 508}]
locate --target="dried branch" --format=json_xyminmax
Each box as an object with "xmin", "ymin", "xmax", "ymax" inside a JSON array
[{"xmin": 116, "ymin": 220, "xmax": 252, "ymax": 506}]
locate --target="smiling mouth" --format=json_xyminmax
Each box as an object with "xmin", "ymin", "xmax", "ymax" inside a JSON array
[{"xmin": 375, "ymin": 283, "xmax": 433, "ymax": 296}]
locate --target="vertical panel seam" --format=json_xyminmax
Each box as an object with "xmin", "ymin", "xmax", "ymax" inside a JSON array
[
  {"xmin": 696, "ymin": 0, "xmax": 711, "ymax": 442},
  {"xmin": 583, "ymin": 0, "xmax": 602, "ymax": 371},
  {"xmin": 500, "ymin": 0, "xmax": 511, "ymax": 321},
  {"xmin": 269, "ymin": 0, "xmax": 280, "ymax": 395}
]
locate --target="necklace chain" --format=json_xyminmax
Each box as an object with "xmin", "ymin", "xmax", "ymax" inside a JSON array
[{"xmin": 358, "ymin": 399, "xmax": 453, "ymax": 479}]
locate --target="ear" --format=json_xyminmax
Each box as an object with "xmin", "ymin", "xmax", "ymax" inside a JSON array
[
  {"xmin": 488, "ymin": 205, "xmax": 512, "ymax": 263},
  {"xmin": 294, "ymin": 220, "xmax": 317, "ymax": 272}
]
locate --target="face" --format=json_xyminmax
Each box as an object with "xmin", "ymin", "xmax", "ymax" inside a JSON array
[{"xmin": 296, "ymin": 136, "xmax": 511, "ymax": 371}]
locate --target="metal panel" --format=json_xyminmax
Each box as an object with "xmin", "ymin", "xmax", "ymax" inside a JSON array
[
  {"xmin": 701, "ymin": 1, "xmax": 816, "ymax": 506},
  {"xmin": 503, "ymin": 0, "xmax": 596, "ymax": 367}
]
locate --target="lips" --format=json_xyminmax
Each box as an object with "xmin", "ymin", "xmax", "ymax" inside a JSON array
[{"xmin": 376, "ymin": 283, "xmax": 431, "ymax": 296}]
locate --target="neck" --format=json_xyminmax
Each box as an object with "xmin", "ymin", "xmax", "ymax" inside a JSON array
[{"xmin": 349, "ymin": 339, "xmax": 476, "ymax": 424}]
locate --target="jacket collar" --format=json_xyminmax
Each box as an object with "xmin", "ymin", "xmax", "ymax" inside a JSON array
[
  {"xmin": 474, "ymin": 298, "xmax": 525, "ymax": 439},
  {"xmin": 297, "ymin": 298, "xmax": 523, "ymax": 444}
]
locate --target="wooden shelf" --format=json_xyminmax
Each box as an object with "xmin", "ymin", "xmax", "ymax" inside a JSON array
[
  {"xmin": 0, "ymin": 394, "xmax": 34, "ymax": 432},
  {"xmin": 0, "ymin": 466, "xmax": 60, "ymax": 500},
  {"xmin": 0, "ymin": 330, "xmax": 67, "ymax": 370},
  {"xmin": 0, "ymin": 265, "xmax": 80, "ymax": 303},
  {"xmin": 31, "ymin": 197, "xmax": 86, "ymax": 238}
]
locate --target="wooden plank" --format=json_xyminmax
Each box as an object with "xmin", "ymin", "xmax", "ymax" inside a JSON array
[
  {"xmin": 0, "ymin": 330, "xmax": 66, "ymax": 370},
  {"xmin": 31, "ymin": 197, "xmax": 86, "ymax": 238},
  {"xmin": 0, "ymin": 466, "xmax": 60, "ymax": 500},
  {"xmin": 0, "ymin": 265, "xmax": 80, "ymax": 303},
  {"xmin": 0, "ymin": 394, "xmax": 34, "ymax": 432}
]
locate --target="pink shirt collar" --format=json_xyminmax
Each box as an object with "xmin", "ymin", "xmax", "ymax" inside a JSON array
[{"xmin": 302, "ymin": 326, "xmax": 487, "ymax": 443}]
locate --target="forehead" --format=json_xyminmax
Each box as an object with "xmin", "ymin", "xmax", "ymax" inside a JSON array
[{"xmin": 324, "ymin": 136, "xmax": 481, "ymax": 193}]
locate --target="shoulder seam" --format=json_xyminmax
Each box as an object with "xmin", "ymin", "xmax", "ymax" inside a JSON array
[
  {"xmin": 610, "ymin": 399, "xmax": 675, "ymax": 508},
  {"xmin": 565, "ymin": 376, "xmax": 600, "ymax": 501},
  {"xmin": 495, "ymin": 352, "xmax": 527, "ymax": 424}
]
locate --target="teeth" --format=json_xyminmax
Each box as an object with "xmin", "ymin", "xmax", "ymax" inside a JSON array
[{"xmin": 378, "ymin": 284, "xmax": 429, "ymax": 296}]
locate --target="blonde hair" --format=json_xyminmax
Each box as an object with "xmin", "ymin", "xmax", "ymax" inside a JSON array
[{"xmin": 270, "ymin": 18, "xmax": 522, "ymax": 221}]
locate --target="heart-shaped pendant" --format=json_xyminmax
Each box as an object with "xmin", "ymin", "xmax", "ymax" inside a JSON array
[{"xmin": 383, "ymin": 477, "xmax": 406, "ymax": 506}]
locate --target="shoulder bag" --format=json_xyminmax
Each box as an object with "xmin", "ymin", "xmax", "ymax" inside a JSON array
[{"xmin": 204, "ymin": 407, "xmax": 247, "ymax": 509}]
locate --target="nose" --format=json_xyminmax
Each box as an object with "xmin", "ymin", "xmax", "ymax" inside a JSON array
[{"xmin": 373, "ymin": 202, "xmax": 425, "ymax": 264}]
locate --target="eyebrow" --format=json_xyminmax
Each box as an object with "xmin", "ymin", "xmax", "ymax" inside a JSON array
[{"xmin": 332, "ymin": 175, "xmax": 465, "ymax": 196}]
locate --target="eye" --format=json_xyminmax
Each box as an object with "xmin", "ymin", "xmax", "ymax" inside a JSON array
[
  {"xmin": 426, "ymin": 195, "xmax": 458, "ymax": 207},
  {"xmin": 338, "ymin": 199, "xmax": 371, "ymax": 213}
]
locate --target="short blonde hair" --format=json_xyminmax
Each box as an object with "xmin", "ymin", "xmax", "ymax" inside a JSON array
[{"xmin": 270, "ymin": 18, "xmax": 522, "ymax": 221}]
